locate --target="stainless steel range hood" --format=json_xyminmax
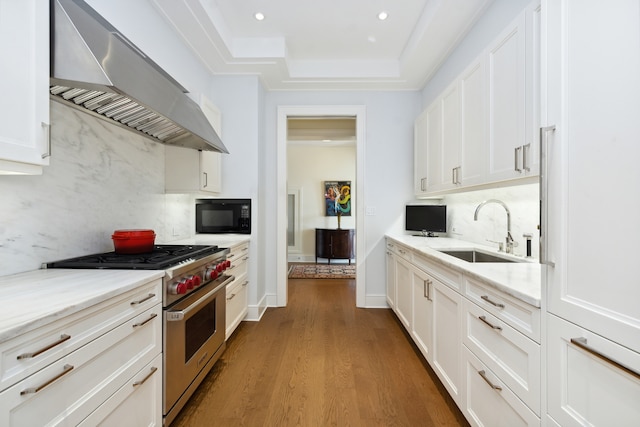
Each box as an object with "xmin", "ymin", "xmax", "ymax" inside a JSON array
[{"xmin": 50, "ymin": 0, "xmax": 228, "ymax": 153}]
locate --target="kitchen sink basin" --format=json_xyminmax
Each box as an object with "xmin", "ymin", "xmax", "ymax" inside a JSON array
[{"xmin": 438, "ymin": 249, "xmax": 521, "ymax": 263}]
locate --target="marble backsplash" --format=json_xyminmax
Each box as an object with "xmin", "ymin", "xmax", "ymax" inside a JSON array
[
  {"xmin": 0, "ymin": 103, "xmax": 194, "ymax": 276},
  {"xmin": 444, "ymin": 183, "xmax": 540, "ymax": 259}
]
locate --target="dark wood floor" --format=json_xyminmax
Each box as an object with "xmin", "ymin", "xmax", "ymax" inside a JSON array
[{"xmin": 171, "ymin": 277, "xmax": 469, "ymax": 427}]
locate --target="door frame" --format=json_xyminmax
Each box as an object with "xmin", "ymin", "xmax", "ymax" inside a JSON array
[{"xmin": 276, "ymin": 105, "xmax": 366, "ymax": 307}]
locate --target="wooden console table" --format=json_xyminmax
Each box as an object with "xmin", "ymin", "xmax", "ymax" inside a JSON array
[{"xmin": 315, "ymin": 228, "xmax": 355, "ymax": 264}]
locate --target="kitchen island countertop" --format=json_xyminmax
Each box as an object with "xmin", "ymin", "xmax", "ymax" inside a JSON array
[
  {"xmin": 0, "ymin": 269, "xmax": 164, "ymax": 344},
  {"xmin": 386, "ymin": 233, "xmax": 541, "ymax": 307}
]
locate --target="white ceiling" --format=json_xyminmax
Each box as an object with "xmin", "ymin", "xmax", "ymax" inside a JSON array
[{"xmin": 150, "ymin": 0, "xmax": 494, "ymax": 91}]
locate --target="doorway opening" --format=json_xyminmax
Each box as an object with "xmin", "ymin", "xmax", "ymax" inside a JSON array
[{"xmin": 276, "ymin": 106, "xmax": 366, "ymax": 307}]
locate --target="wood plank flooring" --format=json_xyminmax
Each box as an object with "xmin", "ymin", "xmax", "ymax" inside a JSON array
[{"xmin": 171, "ymin": 277, "xmax": 469, "ymax": 427}]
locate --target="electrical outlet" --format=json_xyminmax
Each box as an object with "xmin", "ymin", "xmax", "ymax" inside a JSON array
[{"xmin": 366, "ymin": 206, "xmax": 376, "ymax": 216}]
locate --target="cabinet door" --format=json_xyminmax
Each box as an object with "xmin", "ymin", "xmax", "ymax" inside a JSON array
[
  {"xmin": 431, "ymin": 279, "xmax": 463, "ymax": 404},
  {"xmin": 198, "ymin": 94, "xmax": 222, "ymax": 193},
  {"xmin": 441, "ymin": 81, "xmax": 462, "ymax": 190},
  {"xmin": 411, "ymin": 265, "xmax": 434, "ymax": 363},
  {"xmin": 394, "ymin": 256, "xmax": 412, "ymax": 330},
  {"xmin": 414, "ymin": 109, "xmax": 429, "ymax": 196},
  {"xmin": 425, "ymin": 100, "xmax": 443, "ymax": 192},
  {"xmin": 487, "ymin": 12, "xmax": 527, "ymax": 182},
  {"xmin": 0, "ymin": 0, "xmax": 50, "ymax": 174},
  {"xmin": 547, "ymin": 314, "xmax": 640, "ymax": 427},
  {"xmin": 385, "ymin": 248, "xmax": 396, "ymax": 309},
  {"xmin": 459, "ymin": 59, "xmax": 487, "ymax": 187},
  {"xmin": 544, "ymin": 0, "xmax": 640, "ymax": 354}
]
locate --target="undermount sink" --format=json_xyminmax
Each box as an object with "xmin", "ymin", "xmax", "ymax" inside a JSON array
[{"xmin": 438, "ymin": 249, "xmax": 522, "ymax": 263}]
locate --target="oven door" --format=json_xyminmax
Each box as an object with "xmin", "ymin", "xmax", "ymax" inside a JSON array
[{"xmin": 163, "ymin": 276, "xmax": 231, "ymax": 415}]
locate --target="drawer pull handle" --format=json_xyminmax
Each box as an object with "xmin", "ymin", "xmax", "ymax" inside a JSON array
[
  {"xmin": 242, "ymin": 256, "xmax": 249, "ymax": 261},
  {"xmin": 242, "ymin": 281, "xmax": 249, "ymax": 287},
  {"xmin": 424, "ymin": 279, "xmax": 432, "ymax": 301},
  {"xmin": 228, "ymin": 254, "xmax": 236, "ymax": 258},
  {"xmin": 130, "ymin": 293, "xmax": 155, "ymax": 305},
  {"xmin": 133, "ymin": 313, "xmax": 158, "ymax": 328},
  {"xmin": 133, "ymin": 366, "xmax": 158, "ymax": 387},
  {"xmin": 17, "ymin": 334, "xmax": 71, "ymax": 360},
  {"xmin": 481, "ymin": 295, "xmax": 505, "ymax": 308},
  {"xmin": 20, "ymin": 364, "xmax": 74, "ymax": 395},
  {"xmin": 478, "ymin": 370, "xmax": 502, "ymax": 391},
  {"xmin": 570, "ymin": 337, "xmax": 640, "ymax": 381},
  {"xmin": 479, "ymin": 316, "xmax": 502, "ymax": 331},
  {"xmin": 227, "ymin": 293, "xmax": 236, "ymax": 301}
]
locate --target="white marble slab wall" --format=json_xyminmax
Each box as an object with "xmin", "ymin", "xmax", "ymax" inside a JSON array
[
  {"xmin": 0, "ymin": 103, "xmax": 193, "ymax": 276},
  {"xmin": 443, "ymin": 183, "xmax": 540, "ymax": 259}
]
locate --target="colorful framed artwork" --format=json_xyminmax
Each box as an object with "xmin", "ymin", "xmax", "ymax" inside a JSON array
[{"xmin": 324, "ymin": 181, "xmax": 351, "ymax": 217}]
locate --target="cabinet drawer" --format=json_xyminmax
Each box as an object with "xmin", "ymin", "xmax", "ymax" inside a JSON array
[
  {"xmin": 226, "ymin": 274, "xmax": 248, "ymax": 340},
  {"xmin": 462, "ymin": 345, "xmax": 539, "ymax": 427},
  {"xmin": 0, "ymin": 305, "xmax": 161, "ymax": 426},
  {"xmin": 465, "ymin": 277, "xmax": 540, "ymax": 342},
  {"xmin": 227, "ymin": 253, "xmax": 248, "ymax": 279},
  {"xmin": 0, "ymin": 279, "xmax": 162, "ymax": 392},
  {"xmin": 78, "ymin": 354, "xmax": 162, "ymax": 427},
  {"xmin": 227, "ymin": 243, "xmax": 249, "ymax": 263},
  {"xmin": 386, "ymin": 240, "xmax": 412, "ymax": 261},
  {"xmin": 413, "ymin": 252, "xmax": 463, "ymax": 292},
  {"xmin": 547, "ymin": 314, "xmax": 640, "ymax": 427},
  {"xmin": 463, "ymin": 300, "xmax": 540, "ymax": 415}
]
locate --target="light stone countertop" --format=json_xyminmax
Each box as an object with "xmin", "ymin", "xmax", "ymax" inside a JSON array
[
  {"xmin": 386, "ymin": 233, "xmax": 541, "ymax": 307},
  {"xmin": 0, "ymin": 269, "xmax": 164, "ymax": 344}
]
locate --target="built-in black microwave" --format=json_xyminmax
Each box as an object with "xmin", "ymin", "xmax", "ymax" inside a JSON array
[{"xmin": 196, "ymin": 199, "xmax": 251, "ymax": 234}]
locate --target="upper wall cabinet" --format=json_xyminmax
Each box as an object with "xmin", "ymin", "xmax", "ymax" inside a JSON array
[
  {"xmin": 165, "ymin": 95, "xmax": 222, "ymax": 194},
  {"xmin": 0, "ymin": 0, "xmax": 50, "ymax": 175},
  {"xmin": 414, "ymin": 1, "xmax": 540, "ymax": 197}
]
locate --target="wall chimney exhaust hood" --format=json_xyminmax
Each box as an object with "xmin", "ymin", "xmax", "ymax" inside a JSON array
[{"xmin": 50, "ymin": 0, "xmax": 228, "ymax": 153}]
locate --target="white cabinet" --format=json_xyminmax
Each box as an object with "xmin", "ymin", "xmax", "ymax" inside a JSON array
[
  {"xmin": 462, "ymin": 346, "xmax": 539, "ymax": 427},
  {"xmin": 543, "ymin": 0, "xmax": 640, "ymax": 356},
  {"xmin": 424, "ymin": 100, "xmax": 443, "ymax": 193},
  {"xmin": 165, "ymin": 95, "xmax": 222, "ymax": 194},
  {"xmin": 0, "ymin": 0, "xmax": 50, "ymax": 175},
  {"xmin": 546, "ymin": 314, "xmax": 640, "ymax": 427},
  {"xmin": 431, "ymin": 278, "xmax": 463, "ymax": 404},
  {"xmin": 411, "ymin": 263, "xmax": 433, "ymax": 362},
  {"xmin": 543, "ymin": 1, "xmax": 640, "ymax": 423},
  {"xmin": 414, "ymin": 109, "xmax": 429, "ymax": 196},
  {"xmin": 0, "ymin": 279, "xmax": 163, "ymax": 426},
  {"xmin": 225, "ymin": 241, "xmax": 250, "ymax": 339},
  {"xmin": 459, "ymin": 59, "xmax": 487, "ymax": 187},
  {"xmin": 385, "ymin": 241, "xmax": 397, "ymax": 309},
  {"xmin": 394, "ymin": 255, "xmax": 413, "ymax": 331}
]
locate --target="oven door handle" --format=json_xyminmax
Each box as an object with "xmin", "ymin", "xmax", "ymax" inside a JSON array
[{"xmin": 166, "ymin": 275, "xmax": 235, "ymax": 322}]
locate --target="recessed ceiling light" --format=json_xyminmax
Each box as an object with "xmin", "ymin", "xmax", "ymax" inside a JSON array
[
  {"xmin": 378, "ymin": 11, "xmax": 389, "ymax": 21},
  {"xmin": 254, "ymin": 12, "xmax": 265, "ymax": 21}
]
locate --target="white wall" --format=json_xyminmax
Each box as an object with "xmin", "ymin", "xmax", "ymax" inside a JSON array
[
  {"xmin": 263, "ymin": 91, "xmax": 421, "ymax": 304},
  {"xmin": 287, "ymin": 144, "xmax": 356, "ymax": 260}
]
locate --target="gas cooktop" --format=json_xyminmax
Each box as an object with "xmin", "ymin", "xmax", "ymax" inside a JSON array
[{"xmin": 46, "ymin": 245, "xmax": 222, "ymax": 270}]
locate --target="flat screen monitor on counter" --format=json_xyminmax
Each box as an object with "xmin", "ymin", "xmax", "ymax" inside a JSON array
[{"xmin": 406, "ymin": 205, "xmax": 447, "ymax": 237}]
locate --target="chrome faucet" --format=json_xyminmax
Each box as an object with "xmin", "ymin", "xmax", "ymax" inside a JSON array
[{"xmin": 474, "ymin": 199, "xmax": 517, "ymax": 254}]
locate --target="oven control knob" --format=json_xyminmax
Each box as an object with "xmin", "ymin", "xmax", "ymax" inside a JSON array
[
  {"xmin": 169, "ymin": 281, "xmax": 187, "ymax": 295},
  {"xmin": 184, "ymin": 277, "xmax": 194, "ymax": 290},
  {"xmin": 192, "ymin": 275, "xmax": 202, "ymax": 287},
  {"xmin": 226, "ymin": 260, "xmax": 232, "ymax": 268},
  {"xmin": 206, "ymin": 268, "xmax": 218, "ymax": 280},
  {"xmin": 216, "ymin": 263, "xmax": 224, "ymax": 272}
]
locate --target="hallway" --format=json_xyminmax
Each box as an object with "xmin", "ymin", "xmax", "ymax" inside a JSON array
[{"xmin": 171, "ymin": 277, "xmax": 468, "ymax": 426}]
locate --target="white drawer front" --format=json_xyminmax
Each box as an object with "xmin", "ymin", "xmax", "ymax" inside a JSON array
[
  {"xmin": 0, "ymin": 305, "xmax": 161, "ymax": 426},
  {"xmin": 0, "ymin": 279, "xmax": 162, "ymax": 392},
  {"xmin": 465, "ymin": 277, "xmax": 540, "ymax": 342},
  {"xmin": 78, "ymin": 354, "xmax": 162, "ymax": 427},
  {"xmin": 463, "ymin": 300, "xmax": 540, "ymax": 415},
  {"xmin": 547, "ymin": 314, "xmax": 640, "ymax": 427},
  {"xmin": 462, "ymin": 345, "xmax": 539, "ymax": 427}
]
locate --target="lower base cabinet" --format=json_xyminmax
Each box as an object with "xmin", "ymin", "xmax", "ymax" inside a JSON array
[
  {"xmin": 462, "ymin": 346, "xmax": 539, "ymax": 427},
  {"xmin": 546, "ymin": 314, "xmax": 640, "ymax": 427},
  {"xmin": 225, "ymin": 241, "xmax": 250, "ymax": 340}
]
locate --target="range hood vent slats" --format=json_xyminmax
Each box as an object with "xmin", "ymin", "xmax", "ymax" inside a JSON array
[{"xmin": 50, "ymin": 0, "xmax": 228, "ymax": 153}]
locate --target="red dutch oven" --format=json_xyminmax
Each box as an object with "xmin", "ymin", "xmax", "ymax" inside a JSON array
[{"xmin": 111, "ymin": 229, "xmax": 156, "ymax": 254}]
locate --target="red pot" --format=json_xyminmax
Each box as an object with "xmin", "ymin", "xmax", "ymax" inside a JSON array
[{"xmin": 111, "ymin": 229, "xmax": 156, "ymax": 254}]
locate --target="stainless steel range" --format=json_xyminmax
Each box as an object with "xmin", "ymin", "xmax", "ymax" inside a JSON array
[{"xmin": 47, "ymin": 245, "xmax": 233, "ymax": 425}]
